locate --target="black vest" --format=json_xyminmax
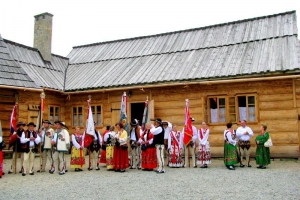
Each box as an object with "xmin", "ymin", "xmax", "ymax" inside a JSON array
[
  {"xmin": 153, "ymin": 126, "xmax": 164, "ymax": 145},
  {"xmin": 89, "ymin": 131, "xmax": 101, "ymax": 152},
  {"xmin": 21, "ymin": 130, "xmax": 38, "ymax": 153},
  {"xmin": 14, "ymin": 129, "xmax": 24, "ymax": 152}
]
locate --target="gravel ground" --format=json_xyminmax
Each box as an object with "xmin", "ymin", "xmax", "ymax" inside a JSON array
[{"xmin": 1, "ymin": 155, "xmax": 300, "ymax": 200}]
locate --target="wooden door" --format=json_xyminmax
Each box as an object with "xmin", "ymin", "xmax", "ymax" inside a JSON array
[{"xmin": 111, "ymin": 102, "xmax": 121, "ymax": 125}]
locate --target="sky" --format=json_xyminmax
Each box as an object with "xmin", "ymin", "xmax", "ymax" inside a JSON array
[{"xmin": 1, "ymin": 0, "xmax": 299, "ymax": 57}]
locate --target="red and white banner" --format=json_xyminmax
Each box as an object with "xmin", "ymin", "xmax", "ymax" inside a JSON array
[
  {"xmin": 183, "ymin": 99, "xmax": 192, "ymax": 146},
  {"xmin": 10, "ymin": 104, "xmax": 17, "ymax": 135},
  {"xmin": 83, "ymin": 99, "xmax": 95, "ymax": 147}
]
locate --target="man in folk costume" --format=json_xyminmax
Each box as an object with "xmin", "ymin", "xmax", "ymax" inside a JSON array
[
  {"xmin": 236, "ymin": 120, "xmax": 254, "ymax": 167},
  {"xmin": 150, "ymin": 118, "xmax": 165, "ymax": 173},
  {"xmin": 20, "ymin": 122, "xmax": 41, "ymax": 176},
  {"xmin": 197, "ymin": 121, "xmax": 211, "ymax": 168},
  {"xmin": 50, "ymin": 121, "xmax": 70, "ymax": 175},
  {"xmin": 87, "ymin": 122, "xmax": 102, "ymax": 170},
  {"xmin": 8, "ymin": 122, "xmax": 26, "ymax": 174},
  {"xmin": 129, "ymin": 119, "xmax": 141, "ymax": 169},
  {"xmin": 37, "ymin": 120, "xmax": 54, "ymax": 172},
  {"xmin": 183, "ymin": 117, "xmax": 198, "ymax": 168}
]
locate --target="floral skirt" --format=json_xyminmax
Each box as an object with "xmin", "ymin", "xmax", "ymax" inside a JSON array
[
  {"xmin": 197, "ymin": 142, "xmax": 211, "ymax": 165},
  {"xmin": 256, "ymin": 145, "xmax": 271, "ymax": 166},
  {"xmin": 106, "ymin": 145, "xmax": 114, "ymax": 169},
  {"xmin": 70, "ymin": 146, "xmax": 85, "ymax": 169},
  {"xmin": 142, "ymin": 147, "xmax": 157, "ymax": 169},
  {"xmin": 168, "ymin": 145, "xmax": 182, "ymax": 168},
  {"xmin": 224, "ymin": 142, "xmax": 239, "ymax": 166}
]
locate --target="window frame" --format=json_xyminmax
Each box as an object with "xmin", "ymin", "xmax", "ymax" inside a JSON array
[
  {"xmin": 72, "ymin": 106, "xmax": 83, "ymax": 127},
  {"xmin": 236, "ymin": 94, "xmax": 258, "ymax": 124},
  {"xmin": 49, "ymin": 105, "xmax": 60, "ymax": 123},
  {"xmin": 90, "ymin": 104, "xmax": 103, "ymax": 127},
  {"xmin": 205, "ymin": 94, "xmax": 258, "ymax": 125}
]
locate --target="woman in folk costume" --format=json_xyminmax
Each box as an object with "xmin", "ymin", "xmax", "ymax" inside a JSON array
[
  {"xmin": 224, "ymin": 122, "xmax": 239, "ymax": 170},
  {"xmin": 104, "ymin": 126, "xmax": 116, "ymax": 170},
  {"xmin": 197, "ymin": 121, "xmax": 211, "ymax": 168},
  {"xmin": 167, "ymin": 124, "xmax": 183, "ymax": 168},
  {"xmin": 99, "ymin": 126, "xmax": 110, "ymax": 165},
  {"xmin": 51, "ymin": 121, "xmax": 70, "ymax": 175},
  {"xmin": 0, "ymin": 135, "xmax": 5, "ymax": 178},
  {"xmin": 255, "ymin": 124, "xmax": 271, "ymax": 169},
  {"xmin": 139, "ymin": 122, "xmax": 157, "ymax": 171},
  {"xmin": 113, "ymin": 122, "xmax": 129, "ymax": 172},
  {"xmin": 70, "ymin": 127, "xmax": 85, "ymax": 172}
]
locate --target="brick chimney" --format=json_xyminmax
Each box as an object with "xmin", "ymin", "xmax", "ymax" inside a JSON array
[{"xmin": 33, "ymin": 12, "xmax": 53, "ymax": 62}]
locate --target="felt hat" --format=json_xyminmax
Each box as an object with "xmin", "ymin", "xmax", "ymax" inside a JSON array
[
  {"xmin": 17, "ymin": 121, "xmax": 26, "ymax": 127},
  {"xmin": 54, "ymin": 120, "xmax": 68, "ymax": 129},
  {"xmin": 26, "ymin": 122, "xmax": 36, "ymax": 127},
  {"xmin": 43, "ymin": 120, "xmax": 53, "ymax": 125}
]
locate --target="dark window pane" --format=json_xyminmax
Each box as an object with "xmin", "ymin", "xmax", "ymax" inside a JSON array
[
  {"xmin": 248, "ymin": 96, "xmax": 255, "ymax": 104},
  {"xmin": 238, "ymin": 96, "xmax": 246, "ymax": 107}
]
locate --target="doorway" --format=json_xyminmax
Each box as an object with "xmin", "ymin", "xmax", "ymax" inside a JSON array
[{"xmin": 130, "ymin": 102, "xmax": 144, "ymax": 125}]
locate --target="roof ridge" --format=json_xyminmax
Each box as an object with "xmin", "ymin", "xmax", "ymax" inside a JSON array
[
  {"xmin": 51, "ymin": 53, "xmax": 69, "ymax": 60},
  {"xmin": 72, "ymin": 10, "xmax": 296, "ymax": 49},
  {"xmin": 70, "ymin": 34, "xmax": 297, "ymax": 65},
  {"xmin": 3, "ymin": 39, "xmax": 39, "ymax": 52}
]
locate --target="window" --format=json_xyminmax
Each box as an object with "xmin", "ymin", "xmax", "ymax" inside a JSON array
[
  {"xmin": 49, "ymin": 106, "xmax": 60, "ymax": 122},
  {"xmin": 208, "ymin": 97, "xmax": 226, "ymax": 123},
  {"xmin": 73, "ymin": 107, "xmax": 83, "ymax": 127},
  {"xmin": 91, "ymin": 105, "xmax": 102, "ymax": 126},
  {"xmin": 206, "ymin": 94, "xmax": 257, "ymax": 124},
  {"xmin": 237, "ymin": 95, "xmax": 256, "ymax": 122}
]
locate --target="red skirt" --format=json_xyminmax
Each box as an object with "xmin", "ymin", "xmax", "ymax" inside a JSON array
[
  {"xmin": 99, "ymin": 150, "xmax": 106, "ymax": 163},
  {"xmin": 141, "ymin": 147, "xmax": 157, "ymax": 169},
  {"xmin": 113, "ymin": 146, "xmax": 129, "ymax": 170},
  {"xmin": 0, "ymin": 151, "xmax": 3, "ymax": 177}
]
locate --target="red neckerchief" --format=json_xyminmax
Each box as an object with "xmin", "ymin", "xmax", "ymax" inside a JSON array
[{"xmin": 199, "ymin": 128, "xmax": 207, "ymax": 140}]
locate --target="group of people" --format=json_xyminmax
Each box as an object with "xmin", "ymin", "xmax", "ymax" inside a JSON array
[
  {"xmin": 224, "ymin": 120, "xmax": 271, "ymax": 170},
  {"xmin": 0, "ymin": 117, "xmax": 271, "ymax": 178}
]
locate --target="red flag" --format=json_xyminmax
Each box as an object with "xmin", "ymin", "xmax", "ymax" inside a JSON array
[
  {"xmin": 10, "ymin": 104, "xmax": 17, "ymax": 135},
  {"xmin": 183, "ymin": 99, "xmax": 192, "ymax": 146}
]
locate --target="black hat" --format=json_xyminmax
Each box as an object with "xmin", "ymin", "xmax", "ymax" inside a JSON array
[
  {"xmin": 130, "ymin": 119, "xmax": 138, "ymax": 126},
  {"xmin": 54, "ymin": 120, "xmax": 68, "ymax": 129},
  {"xmin": 27, "ymin": 122, "xmax": 36, "ymax": 127},
  {"xmin": 190, "ymin": 117, "xmax": 195, "ymax": 121},
  {"xmin": 43, "ymin": 120, "xmax": 52, "ymax": 125},
  {"xmin": 17, "ymin": 122, "xmax": 26, "ymax": 127},
  {"xmin": 155, "ymin": 118, "xmax": 162, "ymax": 124}
]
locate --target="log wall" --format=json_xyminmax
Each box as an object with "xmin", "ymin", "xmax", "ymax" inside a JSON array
[{"xmin": 1, "ymin": 78, "xmax": 299, "ymax": 158}]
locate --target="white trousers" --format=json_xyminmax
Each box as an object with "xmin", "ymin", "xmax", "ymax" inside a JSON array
[
  {"xmin": 52, "ymin": 151, "xmax": 65, "ymax": 172},
  {"xmin": 23, "ymin": 148, "xmax": 35, "ymax": 173},
  {"xmin": 90, "ymin": 150, "xmax": 99, "ymax": 169},
  {"xmin": 41, "ymin": 149, "xmax": 52, "ymax": 171},
  {"xmin": 130, "ymin": 146, "xmax": 141, "ymax": 168},
  {"xmin": 156, "ymin": 144, "xmax": 165, "ymax": 171},
  {"xmin": 184, "ymin": 145, "xmax": 196, "ymax": 167}
]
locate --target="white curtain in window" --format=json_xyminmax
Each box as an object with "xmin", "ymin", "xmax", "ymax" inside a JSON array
[
  {"xmin": 210, "ymin": 109, "xmax": 218, "ymax": 123},
  {"xmin": 220, "ymin": 108, "xmax": 226, "ymax": 122},
  {"xmin": 239, "ymin": 107, "xmax": 246, "ymax": 122},
  {"xmin": 248, "ymin": 107, "xmax": 255, "ymax": 122}
]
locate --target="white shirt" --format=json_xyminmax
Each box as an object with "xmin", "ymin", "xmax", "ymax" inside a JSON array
[
  {"xmin": 198, "ymin": 128, "xmax": 210, "ymax": 145},
  {"xmin": 104, "ymin": 131, "xmax": 116, "ymax": 142},
  {"xmin": 72, "ymin": 134, "xmax": 84, "ymax": 149},
  {"xmin": 225, "ymin": 131, "xmax": 237, "ymax": 146},
  {"xmin": 236, "ymin": 126, "xmax": 253, "ymax": 141},
  {"xmin": 150, "ymin": 125, "xmax": 163, "ymax": 135},
  {"xmin": 0, "ymin": 136, "xmax": 2, "ymax": 143},
  {"xmin": 130, "ymin": 128, "xmax": 137, "ymax": 141},
  {"xmin": 20, "ymin": 130, "xmax": 41, "ymax": 147},
  {"xmin": 163, "ymin": 122, "xmax": 172, "ymax": 139}
]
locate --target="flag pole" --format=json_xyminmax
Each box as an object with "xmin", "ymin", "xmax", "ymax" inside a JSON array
[
  {"xmin": 39, "ymin": 91, "xmax": 45, "ymax": 172},
  {"xmin": 88, "ymin": 95, "xmax": 91, "ymax": 169},
  {"xmin": 13, "ymin": 103, "xmax": 18, "ymax": 174}
]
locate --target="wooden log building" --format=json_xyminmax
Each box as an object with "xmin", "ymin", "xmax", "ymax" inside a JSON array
[{"xmin": 0, "ymin": 11, "xmax": 299, "ymax": 158}]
